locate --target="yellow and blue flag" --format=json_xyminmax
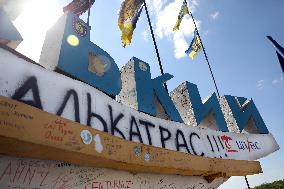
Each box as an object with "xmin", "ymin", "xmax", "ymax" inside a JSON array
[
  {"xmin": 173, "ymin": 1, "xmax": 189, "ymax": 31},
  {"xmin": 118, "ymin": 0, "xmax": 144, "ymax": 47},
  {"xmin": 185, "ymin": 31, "xmax": 202, "ymax": 59}
]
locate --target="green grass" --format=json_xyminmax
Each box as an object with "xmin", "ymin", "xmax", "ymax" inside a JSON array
[{"xmin": 252, "ymin": 179, "xmax": 284, "ymax": 189}]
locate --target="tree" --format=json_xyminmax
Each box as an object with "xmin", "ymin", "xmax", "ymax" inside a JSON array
[{"xmin": 253, "ymin": 179, "xmax": 284, "ymax": 189}]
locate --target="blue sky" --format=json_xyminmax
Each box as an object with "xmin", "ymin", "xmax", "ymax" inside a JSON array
[{"xmin": 12, "ymin": 0, "xmax": 284, "ymax": 188}]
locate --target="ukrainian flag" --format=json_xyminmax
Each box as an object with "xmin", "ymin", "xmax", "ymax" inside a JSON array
[
  {"xmin": 185, "ymin": 31, "xmax": 202, "ymax": 59},
  {"xmin": 173, "ymin": 1, "xmax": 189, "ymax": 31}
]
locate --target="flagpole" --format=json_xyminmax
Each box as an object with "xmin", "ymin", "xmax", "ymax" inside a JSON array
[
  {"xmin": 143, "ymin": 0, "xmax": 169, "ymax": 93},
  {"xmin": 185, "ymin": 1, "xmax": 250, "ymax": 186},
  {"xmin": 245, "ymin": 176, "xmax": 251, "ymax": 189},
  {"xmin": 87, "ymin": 0, "xmax": 92, "ymax": 26},
  {"xmin": 184, "ymin": 0, "xmax": 220, "ymax": 98}
]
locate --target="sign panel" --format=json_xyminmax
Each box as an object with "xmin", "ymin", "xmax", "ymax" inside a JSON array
[
  {"xmin": 0, "ymin": 48, "xmax": 279, "ymax": 161},
  {"xmin": 0, "ymin": 95, "xmax": 262, "ymax": 178}
]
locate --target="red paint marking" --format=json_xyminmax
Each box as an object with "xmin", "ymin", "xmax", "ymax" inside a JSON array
[
  {"xmin": 220, "ymin": 135, "xmax": 238, "ymax": 153},
  {"xmin": 54, "ymin": 119, "xmax": 67, "ymax": 126},
  {"xmin": 44, "ymin": 119, "xmax": 73, "ymax": 143},
  {"xmin": 227, "ymin": 148, "xmax": 238, "ymax": 153},
  {"xmin": 44, "ymin": 131, "xmax": 63, "ymax": 142},
  {"xmin": 247, "ymin": 139, "xmax": 252, "ymax": 152}
]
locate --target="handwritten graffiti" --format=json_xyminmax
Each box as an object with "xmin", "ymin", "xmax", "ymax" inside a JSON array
[
  {"xmin": 44, "ymin": 119, "xmax": 73, "ymax": 142},
  {"xmin": 84, "ymin": 180, "xmax": 133, "ymax": 189},
  {"xmin": 236, "ymin": 139, "xmax": 260, "ymax": 152},
  {"xmin": 0, "ymin": 161, "xmax": 50, "ymax": 186},
  {"xmin": 0, "ymin": 156, "xmax": 225, "ymax": 189}
]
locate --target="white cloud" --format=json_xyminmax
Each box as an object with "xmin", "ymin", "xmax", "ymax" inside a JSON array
[
  {"xmin": 142, "ymin": 30, "xmax": 149, "ymax": 42},
  {"xmin": 272, "ymin": 79, "xmax": 278, "ymax": 85},
  {"xmin": 257, "ymin": 77, "xmax": 283, "ymax": 89},
  {"xmin": 210, "ymin": 11, "xmax": 219, "ymax": 20},
  {"xmin": 272, "ymin": 77, "xmax": 284, "ymax": 85},
  {"xmin": 147, "ymin": 0, "xmax": 200, "ymax": 59},
  {"xmin": 173, "ymin": 35, "xmax": 190, "ymax": 58},
  {"xmin": 257, "ymin": 80, "xmax": 264, "ymax": 90}
]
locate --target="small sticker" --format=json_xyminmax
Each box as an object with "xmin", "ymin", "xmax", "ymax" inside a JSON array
[
  {"xmin": 94, "ymin": 134, "xmax": 103, "ymax": 153},
  {"xmin": 134, "ymin": 146, "xmax": 142, "ymax": 156},
  {"xmin": 144, "ymin": 153, "xmax": 150, "ymax": 161},
  {"xmin": 139, "ymin": 62, "xmax": 147, "ymax": 71},
  {"xmin": 81, "ymin": 130, "xmax": 92, "ymax": 145}
]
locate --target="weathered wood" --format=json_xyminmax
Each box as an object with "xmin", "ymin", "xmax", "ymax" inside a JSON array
[{"xmin": 0, "ymin": 96, "xmax": 262, "ymax": 178}]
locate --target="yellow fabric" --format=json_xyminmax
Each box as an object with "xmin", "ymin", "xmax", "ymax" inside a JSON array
[
  {"xmin": 118, "ymin": 0, "xmax": 143, "ymax": 47},
  {"xmin": 173, "ymin": 19, "xmax": 182, "ymax": 31},
  {"xmin": 118, "ymin": 21, "xmax": 134, "ymax": 47},
  {"xmin": 187, "ymin": 34, "xmax": 202, "ymax": 60},
  {"xmin": 173, "ymin": 1, "xmax": 189, "ymax": 31},
  {"xmin": 188, "ymin": 51, "xmax": 197, "ymax": 59}
]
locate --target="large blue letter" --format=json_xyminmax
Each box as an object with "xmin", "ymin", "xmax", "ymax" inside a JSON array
[
  {"xmin": 117, "ymin": 57, "xmax": 182, "ymax": 122},
  {"xmin": 186, "ymin": 82, "xmax": 228, "ymax": 131},
  {"xmin": 224, "ymin": 95, "xmax": 269, "ymax": 134},
  {"xmin": 152, "ymin": 74, "xmax": 183, "ymax": 122},
  {"xmin": 57, "ymin": 12, "xmax": 121, "ymax": 96},
  {"xmin": 117, "ymin": 57, "xmax": 156, "ymax": 115},
  {"xmin": 171, "ymin": 82, "xmax": 228, "ymax": 131}
]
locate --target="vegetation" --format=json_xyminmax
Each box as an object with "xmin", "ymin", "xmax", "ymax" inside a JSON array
[{"xmin": 252, "ymin": 179, "xmax": 284, "ymax": 189}]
